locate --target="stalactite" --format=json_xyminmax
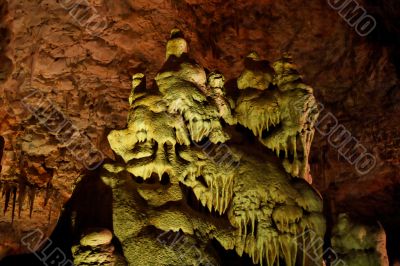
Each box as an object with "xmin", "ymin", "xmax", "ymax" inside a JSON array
[
  {"xmin": 18, "ymin": 181, "xmax": 26, "ymax": 218},
  {"xmin": 48, "ymin": 200, "xmax": 52, "ymax": 223},
  {"xmin": 44, "ymin": 183, "xmax": 52, "ymax": 207},
  {"xmin": 3, "ymin": 183, "xmax": 10, "ymax": 214},
  {"xmin": 231, "ymin": 199, "xmax": 325, "ymax": 266},
  {"xmin": 28, "ymin": 186, "xmax": 36, "ymax": 218},
  {"xmin": 11, "ymin": 186, "xmax": 16, "ymax": 222}
]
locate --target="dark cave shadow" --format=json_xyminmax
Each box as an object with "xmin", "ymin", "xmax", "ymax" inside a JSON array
[
  {"xmin": 0, "ymin": 135, "xmax": 4, "ymax": 174},
  {"xmin": 1, "ymin": 166, "xmax": 117, "ymax": 265},
  {"xmin": 210, "ymin": 238, "xmax": 255, "ymax": 266},
  {"xmin": 50, "ymin": 166, "xmax": 117, "ymax": 259}
]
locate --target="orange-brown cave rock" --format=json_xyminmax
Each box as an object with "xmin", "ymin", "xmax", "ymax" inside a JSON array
[{"xmin": 0, "ymin": 0, "xmax": 399, "ymax": 265}]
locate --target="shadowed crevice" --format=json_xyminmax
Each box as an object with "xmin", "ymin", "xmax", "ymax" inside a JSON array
[
  {"xmin": 0, "ymin": 136, "xmax": 4, "ymax": 174},
  {"xmin": 0, "ymin": 0, "xmax": 12, "ymax": 83}
]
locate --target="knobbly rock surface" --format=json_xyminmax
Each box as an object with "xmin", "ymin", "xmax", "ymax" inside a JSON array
[
  {"xmin": 0, "ymin": 0, "xmax": 399, "ymax": 262},
  {"xmin": 80, "ymin": 228, "xmax": 113, "ymax": 247}
]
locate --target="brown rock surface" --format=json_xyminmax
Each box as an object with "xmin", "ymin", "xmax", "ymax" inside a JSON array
[{"xmin": 0, "ymin": 0, "xmax": 399, "ymax": 263}]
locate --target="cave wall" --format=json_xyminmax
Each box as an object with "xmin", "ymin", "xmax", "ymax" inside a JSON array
[{"xmin": 0, "ymin": 0, "xmax": 399, "ymax": 263}]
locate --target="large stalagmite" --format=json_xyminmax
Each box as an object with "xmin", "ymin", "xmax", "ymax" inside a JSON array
[{"xmin": 100, "ymin": 29, "xmax": 325, "ymax": 266}]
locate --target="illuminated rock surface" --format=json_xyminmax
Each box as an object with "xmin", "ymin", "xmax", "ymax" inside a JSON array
[
  {"xmin": 0, "ymin": 0, "xmax": 398, "ymax": 264},
  {"xmin": 102, "ymin": 30, "xmax": 325, "ymax": 265},
  {"xmin": 331, "ymin": 213, "xmax": 389, "ymax": 266},
  {"xmin": 72, "ymin": 228, "xmax": 119, "ymax": 265}
]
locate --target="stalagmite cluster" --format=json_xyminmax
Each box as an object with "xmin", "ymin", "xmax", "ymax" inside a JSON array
[
  {"xmin": 331, "ymin": 214, "xmax": 389, "ymax": 266},
  {"xmin": 100, "ymin": 29, "xmax": 325, "ymax": 266}
]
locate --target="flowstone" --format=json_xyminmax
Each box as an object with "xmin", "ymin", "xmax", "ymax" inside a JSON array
[{"xmin": 99, "ymin": 29, "xmax": 325, "ymax": 266}]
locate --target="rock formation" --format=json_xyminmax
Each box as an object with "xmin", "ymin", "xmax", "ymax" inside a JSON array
[
  {"xmin": 0, "ymin": 0, "xmax": 398, "ymax": 264},
  {"xmin": 331, "ymin": 213, "xmax": 389, "ymax": 266},
  {"xmin": 99, "ymin": 29, "xmax": 325, "ymax": 266}
]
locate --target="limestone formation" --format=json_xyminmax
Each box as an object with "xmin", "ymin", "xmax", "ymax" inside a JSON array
[
  {"xmin": 72, "ymin": 228, "xmax": 119, "ymax": 265},
  {"xmin": 0, "ymin": 0, "xmax": 398, "ymax": 262},
  {"xmin": 331, "ymin": 213, "xmax": 389, "ymax": 266},
  {"xmin": 234, "ymin": 53, "xmax": 318, "ymax": 181},
  {"xmin": 103, "ymin": 29, "xmax": 325, "ymax": 266}
]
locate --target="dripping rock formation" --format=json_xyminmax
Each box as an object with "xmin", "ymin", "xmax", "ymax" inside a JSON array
[
  {"xmin": 0, "ymin": 0, "xmax": 399, "ymax": 265},
  {"xmin": 100, "ymin": 30, "xmax": 324, "ymax": 266}
]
